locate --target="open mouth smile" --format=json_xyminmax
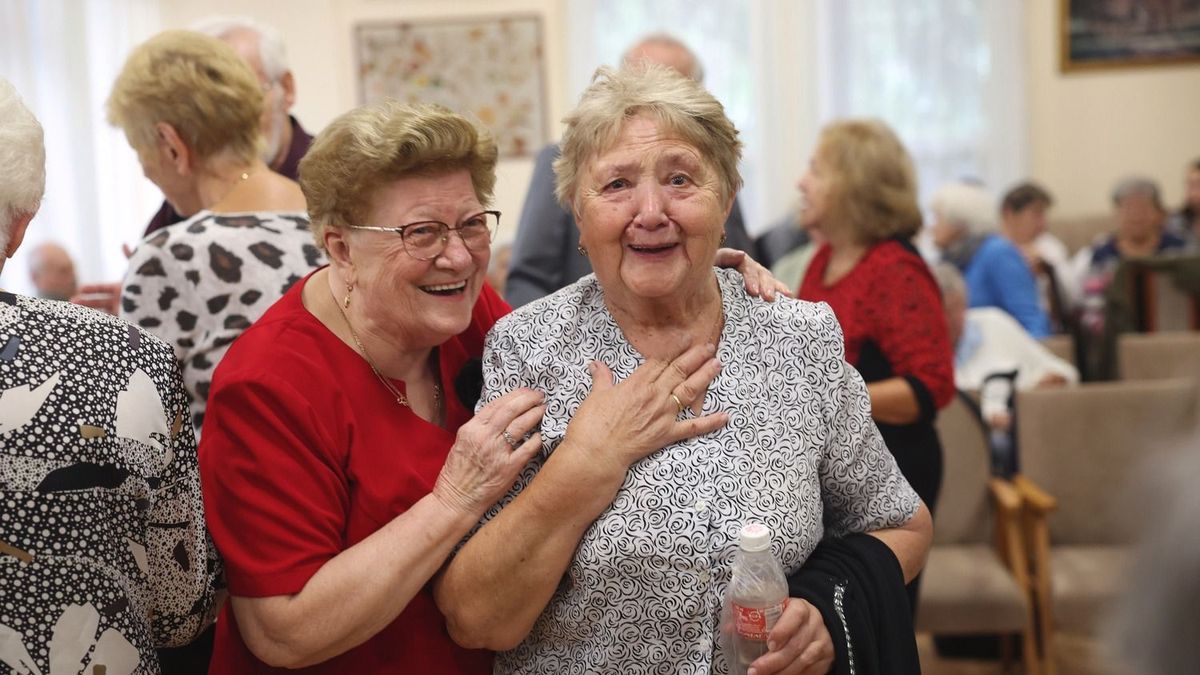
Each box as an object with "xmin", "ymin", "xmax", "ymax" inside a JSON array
[{"xmin": 420, "ymin": 280, "xmax": 468, "ymax": 296}]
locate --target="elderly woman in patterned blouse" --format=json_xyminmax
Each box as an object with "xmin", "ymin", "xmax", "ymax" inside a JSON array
[
  {"xmin": 105, "ymin": 31, "xmax": 319, "ymax": 434},
  {"xmin": 437, "ymin": 66, "xmax": 933, "ymax": 675}
]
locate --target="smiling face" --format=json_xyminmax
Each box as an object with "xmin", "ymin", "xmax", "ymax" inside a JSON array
[
  {"xmin": 797, "ymin": 148, "xmax": 835, "ymax": 233},
  {"xmin": 574, "ymin": 115, "xmax": 728, "ymax": 307},
  {"xmin": 342, "ymin": 169, "xmax": 490, "ymax": 348}
]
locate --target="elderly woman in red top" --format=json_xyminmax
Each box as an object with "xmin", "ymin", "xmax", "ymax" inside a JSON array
[
  {"xmin": 197, "ymin": 100, "xmax": 783, "ymax": 674},
  {"xmin": 795, "ymin": 119, "xmax": 954, "ymax": 605}
]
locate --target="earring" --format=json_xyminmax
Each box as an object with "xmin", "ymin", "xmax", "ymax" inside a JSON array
[
  {"xmin": 577, "ymin": 245, "xmax": 588, "ymax": 256},
  {"xmin": 343, "ymin": 284, "xmax": 353, "ymax": 309},
  {"xmin": 720, "ymin": 232, "xmax": 727, "ymax": 247}
]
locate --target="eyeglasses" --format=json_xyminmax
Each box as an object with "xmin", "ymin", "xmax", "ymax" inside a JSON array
[{"xmin": 349, "ymin": 210, "xmax": 501, "ymax": 261}]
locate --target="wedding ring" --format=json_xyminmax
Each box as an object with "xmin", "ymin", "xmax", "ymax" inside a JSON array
[
  {"xmin": 502, "ymin": 429, "xmax": 520, "ymax": 449},
  {"xmin": 670, "ymin": 393, "xmax": 685, "ymax": 415}
]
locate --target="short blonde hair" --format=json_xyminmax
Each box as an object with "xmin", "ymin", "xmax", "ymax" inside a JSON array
[
  {"xmin": 300, "ymin": 101, "xmax": 498, "ymax": 250},
  {"xmin": 817, "ymin": 119, "xmax": 922, "ymax": 244},
  {"xmin": 554, "ymin": 65, "xmax": 742, "ymax": 210},
  {"xmin": 107, "ymin": 30, "xmax": 262, "ymax": 165}
]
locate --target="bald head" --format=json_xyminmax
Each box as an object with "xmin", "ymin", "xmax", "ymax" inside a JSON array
[
  {"xmin": 28, "ymin": 242, "xmax": 77, "ymax": 301},
  {"xmin": 622, "ymin": 34, "xmax": 704, "ymax": 82}
]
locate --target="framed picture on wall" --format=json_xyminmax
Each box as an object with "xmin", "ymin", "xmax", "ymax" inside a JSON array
[
  {"xmin": 355, "ymin": 15, "xmax": 548, "ymax": 158},
  {"xmin": 1061, "ymin": 0, "xmax": 1200, "ymax": 71}
]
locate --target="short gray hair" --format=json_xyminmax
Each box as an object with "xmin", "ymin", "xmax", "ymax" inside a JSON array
[
  {"xmin": 0, "ymin": 79, "xmax": 46, "ymax": 249},
  {"xmin": 190, "ymin": 15, "xmax": 290, "ymax": 82},
  {"xmin": 1111, "ymin": 175, "xmax": 1164, "ymax": 211},
  {"xmin": 554, "ymin": 64, "xmax": 741, "ymax": 210},
  {"xmin": 931, "ymin": 181, "xmax": 997, "ymax": 235},
  {"xmin": 621, "ymin": 33, "xmax": 704, "ymax": 82}
]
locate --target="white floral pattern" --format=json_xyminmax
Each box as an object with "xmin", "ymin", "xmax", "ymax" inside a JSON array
[{"xmin": 479, "ymin": 268, "xmax": 919, "ymax": 675}]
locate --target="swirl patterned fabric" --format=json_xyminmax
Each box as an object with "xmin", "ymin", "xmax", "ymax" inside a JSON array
[{"xmin": 479, "ymin": 268, "xmax": 920, "ymax": 674}]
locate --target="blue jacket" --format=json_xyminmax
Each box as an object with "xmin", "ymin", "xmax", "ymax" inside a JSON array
[{"xmin": 963, "ymin": 234, "xmax": 1051, "ymax": 338}]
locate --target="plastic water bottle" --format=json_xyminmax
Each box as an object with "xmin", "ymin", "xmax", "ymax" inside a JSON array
[{"xmin": 728, "ymin": 522, "xmax": 789, "ymax": 674}]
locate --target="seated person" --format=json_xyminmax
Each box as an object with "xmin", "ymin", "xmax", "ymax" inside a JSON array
[
  {"xmin": 1072, "ymin": 176, "xmax": 1186, "ymax": 338},
  {"xmin": 0, "ymin": 78, "xmax": 218, "ymax": 675},
  {"xmin": 999, "ymin": 181, "xmax": 1075, "ymax": 327},
  {"xmin": 931, "ymin": 180, "xmax": 1051, "ymax": 338},
  {"xmin": 755, "ymin": 204, "xmax": 811, "ymax": 270},
  {"xmin": 1165, "ymin": 158, "xmax": 1200, "ymax": 251},
  {"xmin": 505, "ymin": 33, "xmax": 753, "ymax": 308},
  {"xmin": 25, "ymin": 241, "xmax": 77, "ymax": 301}
]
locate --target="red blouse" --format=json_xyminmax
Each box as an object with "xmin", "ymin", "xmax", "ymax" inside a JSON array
[
  {"xmin": 199, "ymin": 271, "xmax": 509, "ymax": 675},
  {"xmin": 798, "ymin": 240, "xmax": 955, "ymax": 412}
]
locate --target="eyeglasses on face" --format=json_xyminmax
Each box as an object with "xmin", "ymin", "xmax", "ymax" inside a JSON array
[{"xmin": 348, "ymin": 210, "xmax": 501, "ymax": 261}]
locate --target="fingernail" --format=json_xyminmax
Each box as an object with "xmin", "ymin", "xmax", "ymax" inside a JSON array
[
  {"xmin": 767, "ymin": 641, "xmax": 777, "ymax": 651},
  {"xmin": 748, "ymin": 669, "xmax": 758, "ymax": 675}
]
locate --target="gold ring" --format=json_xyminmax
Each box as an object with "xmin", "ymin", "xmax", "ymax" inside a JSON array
[{"xmin": 670, "ymin": 393, "xmax": 685, "ymax": 415}]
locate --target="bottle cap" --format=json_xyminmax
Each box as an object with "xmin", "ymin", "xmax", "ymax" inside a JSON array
[{"xmin": 739, "ymin": 522, "xmax": 772, "ymax": 552}]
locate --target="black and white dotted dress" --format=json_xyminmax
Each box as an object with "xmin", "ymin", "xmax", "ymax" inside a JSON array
[
  {"xmin": 479, "ymin": 268, "xmax": 920, "ymax": 675},
  {"xmin": 0, "ymin": 293, "xmax": 219, "ymax": 675},
  {"xmin": 120, "ymin": 210, "xmax": 323, "ymax": 434}
]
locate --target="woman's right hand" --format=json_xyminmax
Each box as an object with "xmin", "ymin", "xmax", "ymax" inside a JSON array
[
  {"xmin": 566, "ymin": 343, "xmax": 728, "ymax": 477},
  {"xmin": 433, "ymin": 388, "xmax": 545, "ymax": 517}
]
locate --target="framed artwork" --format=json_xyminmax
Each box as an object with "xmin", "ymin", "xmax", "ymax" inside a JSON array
[
  {"xmin": 1061, "ymin": 0, "xmax": 1200, "ymax": 72},
  {"xmin": 355, "ymin": 15, "xmax": 547, "ymax": 157}
]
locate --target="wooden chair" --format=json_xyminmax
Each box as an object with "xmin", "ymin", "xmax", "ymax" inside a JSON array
[
  {"xmin": 1013, "ymin": 378, "xmax": 1200, "ymax": 675},
  {"xmin": 917, "ymin": 393, "xmax": 1039, "ymax": 673}
]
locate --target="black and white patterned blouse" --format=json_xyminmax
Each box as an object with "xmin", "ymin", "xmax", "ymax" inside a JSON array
[
  {"xmin": 120, "ymin": 210, "xmax": 323, "ymax": 433},
  {"xmin": 480, "ymin": 268, "xmax": 920, "ymax": 675},
  {"xmin": 0, "ymin": 293, "xmax": 219, "ymax": 675}
]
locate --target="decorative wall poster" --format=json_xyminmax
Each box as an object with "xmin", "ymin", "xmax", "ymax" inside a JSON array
[{"xmin": 356, "ymin": 15, "xmax": 547, "ymax": 157}]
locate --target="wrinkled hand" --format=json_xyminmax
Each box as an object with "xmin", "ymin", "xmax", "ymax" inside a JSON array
[
  {"xmin": 71, "ymin": 282, "xmax": 123, "ymax": 315},
  {"xmin": 714, "ymin": 248, "xmax": 792, "ymax": 302},
  {"xmin": 434, "ymin": 387, "xmax": 545, "ymax": 516},
  {"xmin": 565, "ymin": 343, "xmax": 727, "ymax": 477},
  {"xmin": 749, "ymin": 598, "xmax": 834, "ymax": 675}
]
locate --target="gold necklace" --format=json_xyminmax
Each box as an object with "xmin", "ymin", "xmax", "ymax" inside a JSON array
[{"xmin": 336, "ymin": 294, "xmax": 441, "ymax": 413}]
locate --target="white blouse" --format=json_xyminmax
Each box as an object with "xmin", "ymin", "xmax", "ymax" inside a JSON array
[{"xmin": 479, "ymin": 268, "xmax": 919, "ymax": 675}]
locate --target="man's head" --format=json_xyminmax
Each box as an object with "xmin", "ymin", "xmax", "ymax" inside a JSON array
[
  {"xmin": 621, "ymin": 33, "xmax": 704, "ymax": 82},
  {"xmin": 1112, "ymin": 176, "xmax": 1166, "ymax": 244},
  {"xmin": 191, "ymin": 16, "xmax": 295, "ymax": 169},
  {"xmin": 0, "ymin": 78, "xmax": 46, "ymax": 276},
  {"xmin": 28, "ymin": 242, "xmax": 77, "ymax": 301},
  {"xmin": 1000, "ymin": 181, "xmax": 1053, "ymax": 246}
]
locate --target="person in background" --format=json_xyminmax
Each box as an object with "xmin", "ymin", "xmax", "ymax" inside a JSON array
[
  {"xmin": 504, "ymin": 33, "xmax": 754, "ymax": 308},
  {"xmin": 74, "ymin": 15, "xmax": 314, "ymax": 314},
  {"xmin": 1166, "ymin": 158, "xmax": 1200, "ymax": 250},
  {"xmin": 107, "ymin": 31, "xmax": 315, "ymax": 435},
  {"xmin": 755, "ymin": 204, "xmax": 812, "ymax": 270},
  {"xmin": 795, "ymin": 119, "xmax": 953, "ymax": 614},
  {"xmin": 1073, "ymin": 176, "xmax": 1186, "ymax": 340},
  {"xmin": 486, "ymin": 240, "xmax": 513, "ymax": 296},
  {"xmin": 998, "ymin": 181, "xmax": 1075, "ymax": 328},
  {"xmin": 26, "ymin": 240, "xmax": 77, "ymax": 300},
  {"xmin": 767, "ymin": 202, "xmax": 823, "ymax": 292},
  {"xmin": 439, "ymin": 66, "xmax": 929, "ymax": 675},
  {"xmin": 0, "ymin": 77, "xmax": 218, "ymax": 675},
  {"xmin": 931, "ymin": 180, "xmax": 1052, "ymax": 338},
  {"xmin": 933, "ymin": 262, "xmax": 1077, "ymax": 432}
]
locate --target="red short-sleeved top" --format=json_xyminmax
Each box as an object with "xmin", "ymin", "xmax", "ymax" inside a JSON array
[
  {"xmin": 798, "ymin": 240, "xmax": 955, "ymax": 411},
  {"xmin": 199, "ymin": 269, "xmax": 510, "ymax": 675}
]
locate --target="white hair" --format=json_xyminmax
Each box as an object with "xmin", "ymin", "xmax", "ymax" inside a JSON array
[
  {"xmin": 189, "ymin": 15, "xmax": 290, "ymax": 82},
  {"xmin": 930, "ymin": 181, "xmax": 997, "ymax": 235},
  {"xmin": 0, "ymin": 79, "xmax": 46, "ymax": 252}
]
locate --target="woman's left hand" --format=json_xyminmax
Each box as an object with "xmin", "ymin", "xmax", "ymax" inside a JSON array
[
  {"xmin": 714, "ymin": 248, "xmax": 791, "ymax": 302},
  {"xmin": 748, "ymin": 598, "xmax": 834, "ymax": 675}
]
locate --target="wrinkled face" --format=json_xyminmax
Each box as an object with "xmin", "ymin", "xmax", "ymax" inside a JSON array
[
  {"xmin": 797, "ymin": 150, "xmax": 834, "ymax": 232},
  {"xmin": 346, "ymin": 170, "xmax": 490, "ymax": 348},
  {"xmin": 930, "ymin": 213, "xmax": 964, "ymax": 250},
  {"xmin": 1003, "ymin": 202, "xmax": 1048, "ymax": 246},
  {"xmin": 575, "ymin": 115, "xmax": 728, "ymax": 305},
  {"xmin": 1116, "ymin": 192, "xmax": 1164, "ymax": 242},
  {"xmin": 1186, "ymin": 168, "xmax": 1200, "ymax": 210}
]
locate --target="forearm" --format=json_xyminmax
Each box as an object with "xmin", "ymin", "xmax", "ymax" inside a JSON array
[
  {"xmin": 437, "ymin": 444, "xmax": 625, "ymax": 650},
  {"xmin": 232, "ymin": 492, "xmax": 481, "ymax": 668},
  {"xmin": 866, "ymin": 377, "xmax": 920, "ymax": 425},
  {"xmin": 866, "ymin": 501, "xmax": 932, "ymax": 583}
]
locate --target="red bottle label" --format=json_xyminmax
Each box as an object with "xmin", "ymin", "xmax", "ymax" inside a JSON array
[{"xmin": 733, "ymin": 600, "xmax": 785, "ymax": 641}]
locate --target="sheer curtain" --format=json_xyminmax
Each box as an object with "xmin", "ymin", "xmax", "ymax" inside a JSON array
[
  {"xmin": 0, "ymin": 0, "xmax": 163, "ymax": 295},
  {"xmin": 815, "ymin": 0, "xmax": 1028, "ymax": 210}
]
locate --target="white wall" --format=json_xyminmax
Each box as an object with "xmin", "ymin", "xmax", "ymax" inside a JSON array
[
  {"xmin": 1026, "ymin": 0, "xmax": 1200, "ymax": 218},
  {"xmin": 159, "ymin": 0, "xmax": 571, "ymax": 243}
]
